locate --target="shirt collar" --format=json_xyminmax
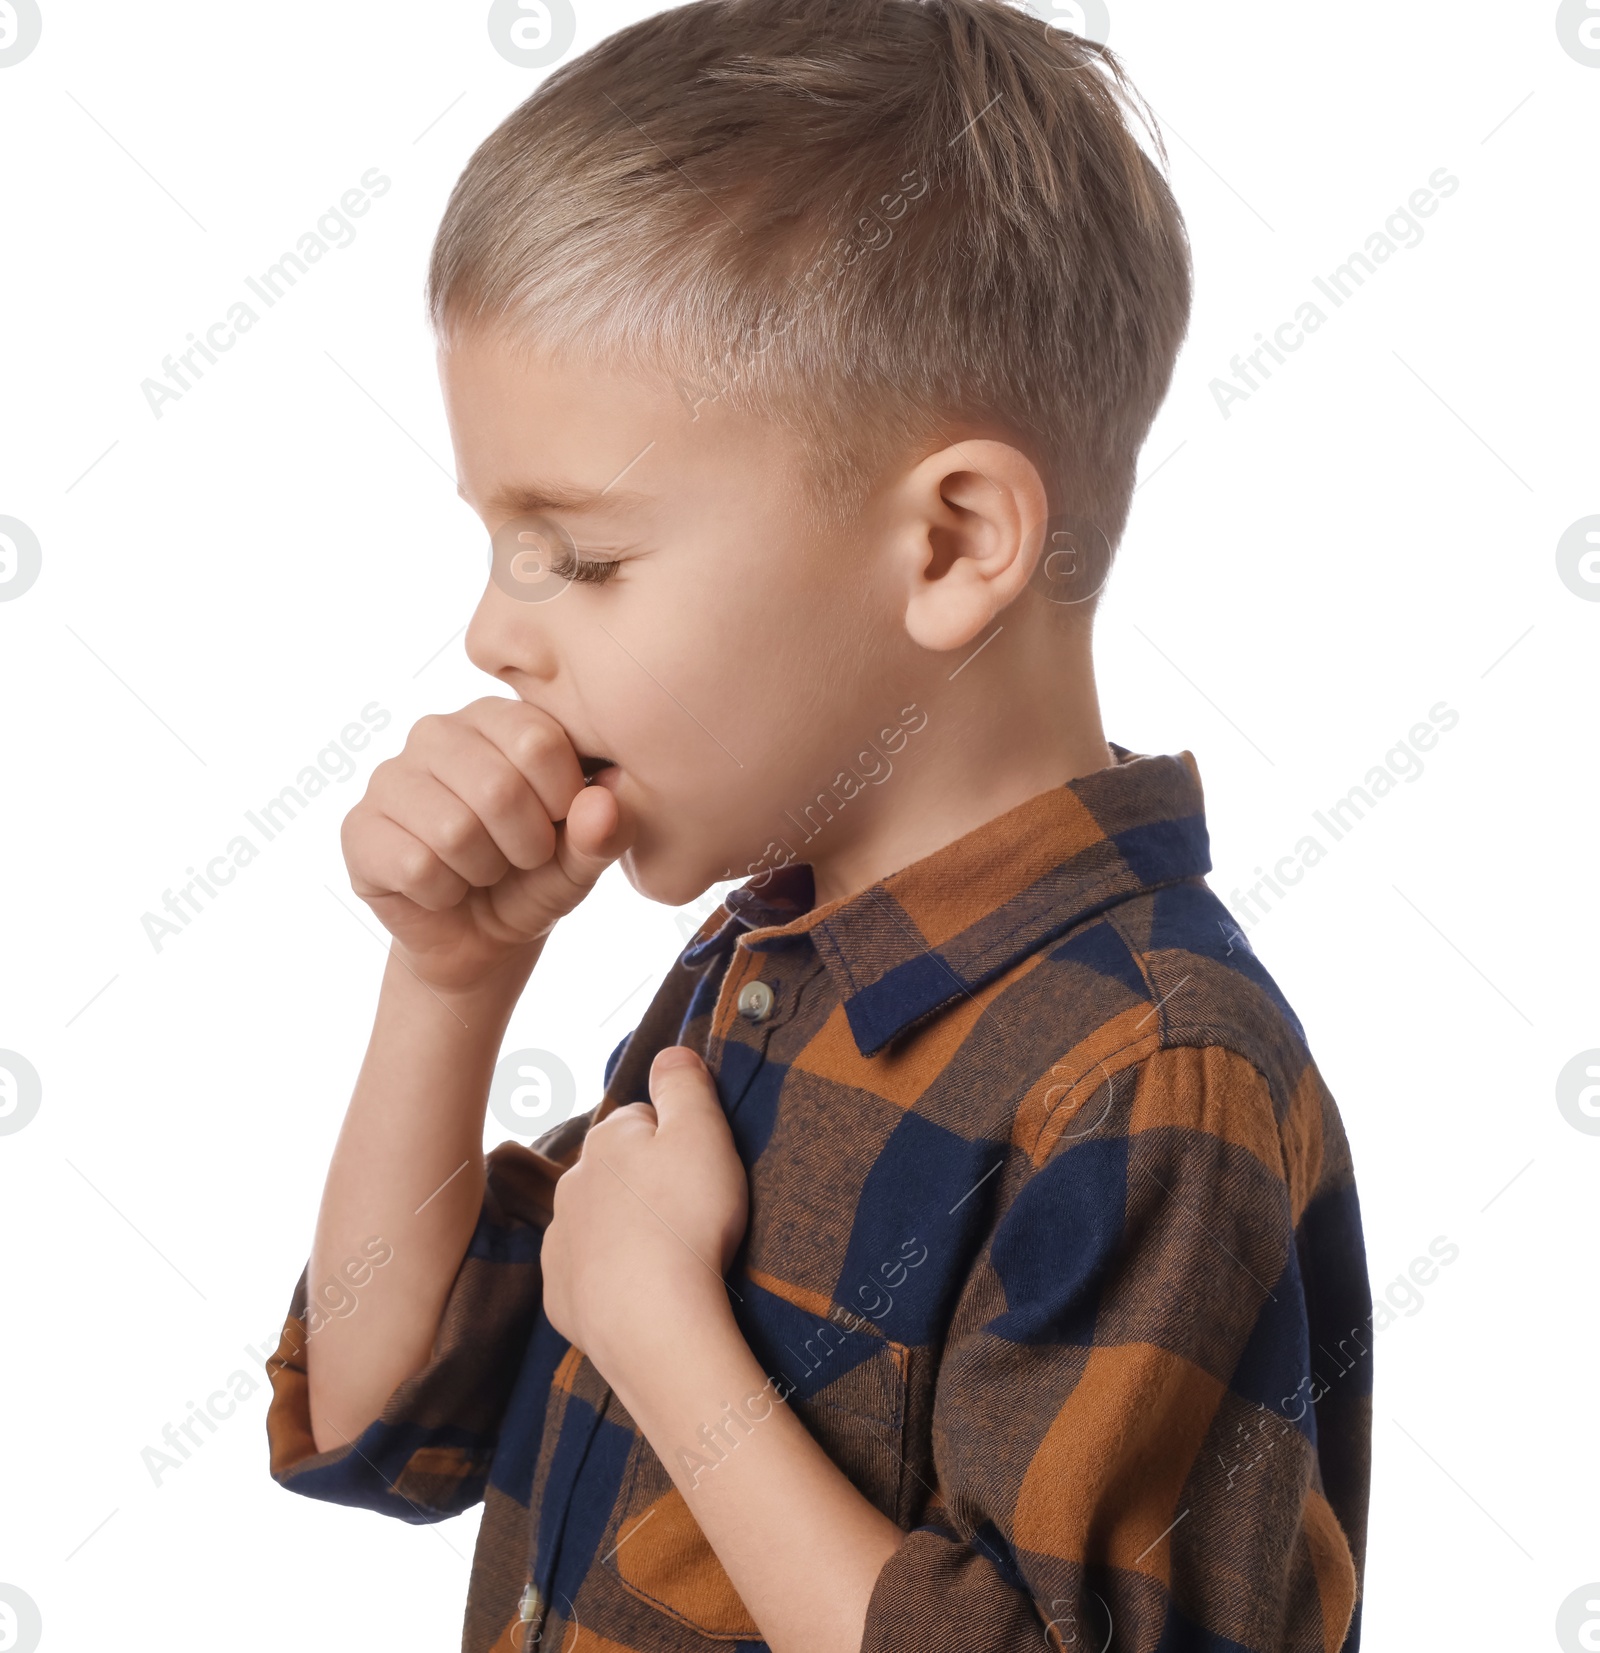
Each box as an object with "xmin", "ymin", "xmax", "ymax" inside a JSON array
[{"xmin": 681, "ymin": 742, "xmax": 1212, "ymax": 1058}]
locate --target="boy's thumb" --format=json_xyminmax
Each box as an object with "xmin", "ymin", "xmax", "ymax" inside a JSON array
[
  {"xmin": 554, "ymin": 780, "xmax": 635, "ymax": 889},
  {"xmin": 646, "ymin": 1046, "xmax": 718, "ymax": 1130}
]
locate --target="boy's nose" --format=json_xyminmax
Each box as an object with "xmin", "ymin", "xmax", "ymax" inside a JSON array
[{"xmin": 464, "ymin": 580, "xmax": 561, "ymax": 686}]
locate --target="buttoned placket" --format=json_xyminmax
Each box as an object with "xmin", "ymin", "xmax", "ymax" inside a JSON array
[
  {"xmin": 715, "ymin": 936, "xmax": 803, "ymax": 1113},
  {"xmin": 513, "ymin": 922, "xmax": 804, "ymax": 1643}
]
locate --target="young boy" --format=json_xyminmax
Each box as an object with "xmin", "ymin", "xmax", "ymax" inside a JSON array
[{"xmin": 265, "ymin": 2, "xmax": 1372, "ymax": 1649}]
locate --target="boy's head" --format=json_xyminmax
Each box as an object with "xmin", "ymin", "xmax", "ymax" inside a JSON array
[{"xmin": 433, "ymin": 0, "xmax": 1191, "ymax": 907}]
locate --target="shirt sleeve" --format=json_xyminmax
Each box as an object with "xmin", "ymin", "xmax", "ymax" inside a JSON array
[
  {"xmin": 262, "ymin": 1023, "xmax": 640, "ymax": 1522},
  {"xmin": 859, "ymin": 1042, "xmax": 1362, "ymax": 1653}
]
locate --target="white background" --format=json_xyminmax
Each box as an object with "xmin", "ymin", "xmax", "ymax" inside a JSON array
[{"xmin": 1, "ymin": 1, "xmax": 1595, "ymax": 1648}]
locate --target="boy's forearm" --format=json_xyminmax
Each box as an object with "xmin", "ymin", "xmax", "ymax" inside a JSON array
[
  {"xmin": 603, "ymin": 1297, "xmax": 907, "ymax": 1653},
  {"xmin": 304, "ymin": 939, "xmax": 541, "ymax": 1453}
]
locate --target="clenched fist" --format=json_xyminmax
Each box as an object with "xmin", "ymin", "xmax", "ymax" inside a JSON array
[
  {"xmin": 541, "ymin": 1045, "xmax": 750, "ymax": 1378},
  {"xmin": 341, "ymin": 696, "xmax": 633, "ymax": 993}
]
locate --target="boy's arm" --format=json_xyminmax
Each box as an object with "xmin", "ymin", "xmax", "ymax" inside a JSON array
[
  {"xmin": 301, "ymin": 940, "xmax": 537, "ymax": 1452},
  {"xmin": 266, "ymin": 695, "xmax": 636, "ymax": 1519},
  {"xmin": 266, "ymin": 939, "xmax": 590, "ymax": 1521},
  {"xmin": 604, "ymin": 1292, "xmax": 908, "ymax": 1653}
]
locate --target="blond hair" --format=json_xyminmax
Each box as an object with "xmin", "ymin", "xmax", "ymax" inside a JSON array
[{"xmin": 427, "ymin": 0, "xmax": 1191, "ymax": 565}]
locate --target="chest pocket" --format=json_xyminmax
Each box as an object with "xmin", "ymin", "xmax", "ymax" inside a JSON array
[
  {"xmin": 789, "ymin": 1332, "xmax": 911, "ymax": 1520},
  {"xmin": 599, "ymin": 1334, "xmax": 910, "ymax": 1641}
]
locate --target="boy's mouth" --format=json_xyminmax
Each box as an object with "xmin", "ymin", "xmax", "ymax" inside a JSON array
[{"xmin": 578, "ymin": 752, "xmax": 618, "ymax": 782}]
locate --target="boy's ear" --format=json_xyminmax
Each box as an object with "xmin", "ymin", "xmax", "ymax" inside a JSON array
[{"xmin": 889, "ymin": 438, "xmax": 1051, "ymax": 653}]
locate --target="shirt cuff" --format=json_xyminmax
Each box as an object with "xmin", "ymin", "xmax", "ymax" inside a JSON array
[{"xmin": 265, "ymin": 1139, "xmax": 559, "ymax": 1522}]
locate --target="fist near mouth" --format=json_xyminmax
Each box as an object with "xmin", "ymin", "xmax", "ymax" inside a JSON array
[{"xmin": 341, "ymin": 696, "xmax": 634, "ymax": 993}]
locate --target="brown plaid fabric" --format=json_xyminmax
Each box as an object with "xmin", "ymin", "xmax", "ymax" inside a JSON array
[{"xmin": 267, "ymin": 744, "xmax": 1372, "ymax": 1652}]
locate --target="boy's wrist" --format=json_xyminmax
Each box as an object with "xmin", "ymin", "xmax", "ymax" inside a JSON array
[
  {"xmin": 586, "ymin": 1271, "xmax": 740, "ymax": 1397},
  {"xmin": 381, "ymin": 933, "xmax": 542, "ymax": 1029},
  {"xmin": 597, "ymin": 1289, "xmax": 753, "ymax": 1438}
]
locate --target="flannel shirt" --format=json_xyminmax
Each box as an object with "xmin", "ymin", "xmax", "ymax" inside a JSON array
[{"xmin": 266, "ymin": 743, "xmax": 1372, "ymax": 1653}]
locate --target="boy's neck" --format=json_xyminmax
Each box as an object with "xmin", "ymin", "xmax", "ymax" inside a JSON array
[{"xmin": 803, "ymin": 657, "xmax": 1115, "ymax": 910}]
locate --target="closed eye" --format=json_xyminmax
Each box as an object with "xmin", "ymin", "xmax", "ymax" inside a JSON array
[{"xmin": 547, "ymin": 546, "xmax": 623, "ymax": 585}]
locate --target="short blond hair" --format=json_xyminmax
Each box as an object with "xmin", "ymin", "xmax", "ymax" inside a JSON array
[{"xmin": 427, "ymin": 0, "xmax": 1191, "ymax": 562}]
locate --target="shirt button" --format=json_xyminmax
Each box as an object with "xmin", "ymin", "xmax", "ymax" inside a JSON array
[
  {"xmin": 518, "ymin": 1580, "xmax": 543, "ymax": 1622},
  {"xmin": 737, "ymin": 979, "xmax": 775, "ymax": 1022}
]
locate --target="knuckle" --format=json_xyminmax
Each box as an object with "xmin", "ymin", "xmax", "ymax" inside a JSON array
[
  {"xmin": 433, "ymin": 806, "xmax": 480, "ymax": 853},
  {"xmin": 395, "ymin": 843, "xmax": 439, "ymax": 889},
  {"xmin": 509, "ymin": 725, "xmax": 561, "ymax": 771},
  {"xmin": 407, "ymin": 712, "xmax": 449, "ymax": 748},
  {"xmin": 479, "ymin": 767, "xmax": 526, "ymax": 816},
  {"xmin": 365, "ymin": 756, "xmax": 403, "ymax": 796}
]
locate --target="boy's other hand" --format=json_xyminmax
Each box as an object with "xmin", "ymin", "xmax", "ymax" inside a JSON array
[
  {"xmin": 541, "ymin": 1046, "xmax": 749, "ymax": 1377},
  {"xmin": 341, "ymin": 696, "xmax": 634, "ymax": 993}
]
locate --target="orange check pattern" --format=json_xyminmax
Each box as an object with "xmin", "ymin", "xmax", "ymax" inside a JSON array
[{"xmin": 266, "ymin": 745, "xmax": 1372, "ymax": 1652}]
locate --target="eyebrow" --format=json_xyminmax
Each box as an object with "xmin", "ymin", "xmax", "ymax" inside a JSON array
[{"xmin": 457, "ymin": 478, "xmax": 647, "ymax": 517}]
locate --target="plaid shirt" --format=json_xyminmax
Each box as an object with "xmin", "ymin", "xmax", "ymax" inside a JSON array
[{"xmin": 266, "ymin": 744, "xmax": 1371, "ymax": 1653}]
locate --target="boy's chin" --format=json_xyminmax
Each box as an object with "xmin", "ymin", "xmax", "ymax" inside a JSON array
[{"xmin": 616, "ymin": 843, "xmax": 732, "ymax": 910}]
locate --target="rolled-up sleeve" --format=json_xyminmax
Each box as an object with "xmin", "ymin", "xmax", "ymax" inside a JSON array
[
  {"xmin": 265, "ymin": 1100, "xmax": 605, "ymax": 1523},
  {"xmin": 860, "ymin": 1043, "xmax": 1364, "ymax": 1653}
]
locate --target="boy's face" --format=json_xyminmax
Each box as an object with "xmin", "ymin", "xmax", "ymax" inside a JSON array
[{"xmin": 441, "ymin": 328, "xmax": 909, "ymax": 908}]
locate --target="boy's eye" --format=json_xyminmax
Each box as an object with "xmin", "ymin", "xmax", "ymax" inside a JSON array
[{"xmin": 547, "ymin": 546, "xmax": 622, "ymax": 585}]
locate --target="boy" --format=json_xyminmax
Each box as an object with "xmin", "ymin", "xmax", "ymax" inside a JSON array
[{"xmin": 265, "ymin": 1, "xmax": 1372, "ymax": 1649}]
